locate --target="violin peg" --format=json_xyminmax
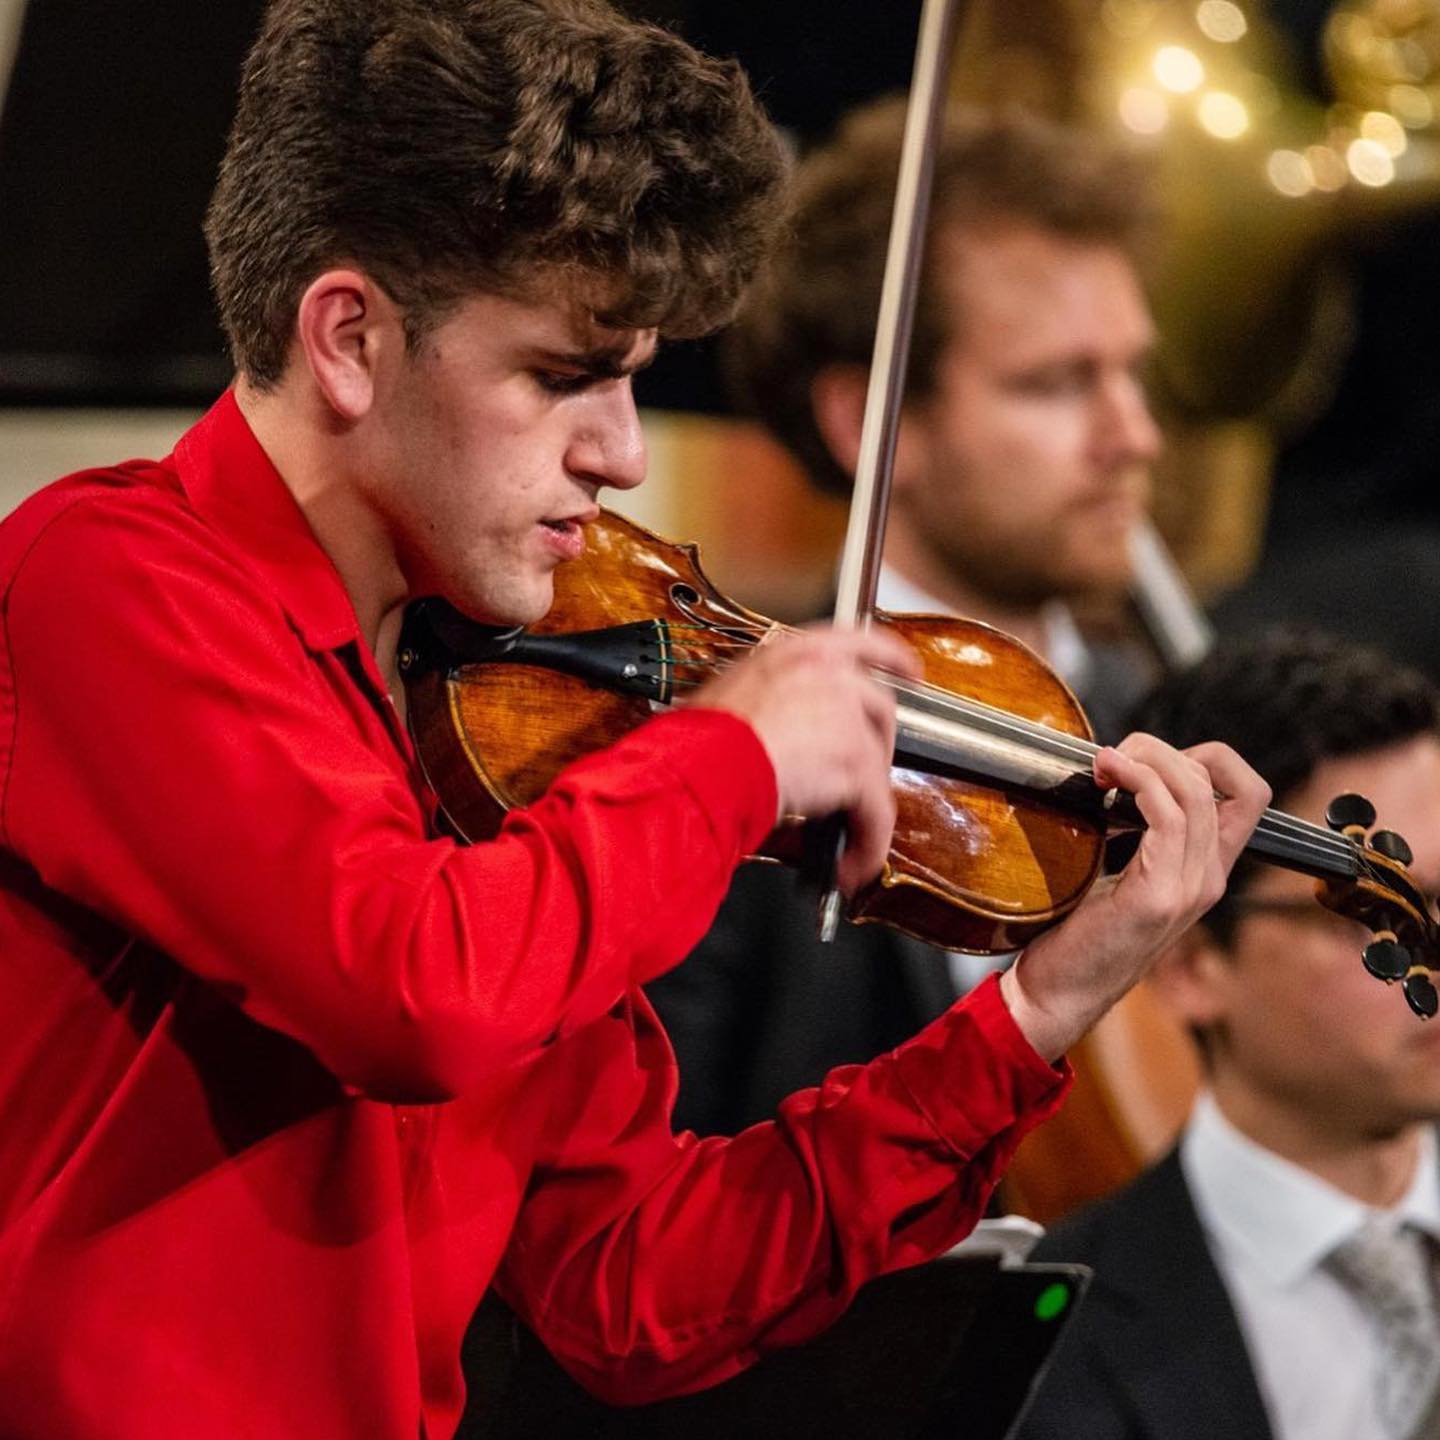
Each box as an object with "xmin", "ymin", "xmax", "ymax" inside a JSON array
[
  {"xmin": 1364, "ymin": 938, "xmax": 1411, "ymax": 983},
  {"xmin": 1403, "ymin": 970, "xmax": 1439, "ymax": 1021},
  {"xmin": 1326, "ymin": 793, "xmax": 1377, "ymax": 835},
  {"xmin": 1370, "ymin": 830, "xmax": 1414, "ymax": 867}
]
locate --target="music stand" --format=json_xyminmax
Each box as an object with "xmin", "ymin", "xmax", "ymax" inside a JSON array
[{"xmin": 459, "ymin": 1252, "xmax": 1090, "ymax": 1440}]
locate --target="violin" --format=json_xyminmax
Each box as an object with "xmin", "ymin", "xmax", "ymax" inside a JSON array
[{"xmin": 398, "ymin": 507, "xmax": 1440, "ymax": 1021}]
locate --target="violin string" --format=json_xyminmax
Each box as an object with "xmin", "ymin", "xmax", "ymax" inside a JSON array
[
  {"xmin": 660, "ymin": 628, "xmax": 1364, "ymax": 873},
  {"xmin": 676, "ymin": 637, "xmax": 1357, "ymax": 868}
]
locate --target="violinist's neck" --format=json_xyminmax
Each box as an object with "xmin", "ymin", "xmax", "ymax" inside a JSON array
[
  {"xmin": 236, "ymin": 379, "xmax": 409, "ymax": 679},
  {"xmin": 879, "ymin": 532, "xmax": 1050, "ymax": 660}
]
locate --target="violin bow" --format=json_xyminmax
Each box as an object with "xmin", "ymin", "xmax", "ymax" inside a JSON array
[{"xmin": 815, "ymin": 0, "xmax": 964, "ymax": 939}]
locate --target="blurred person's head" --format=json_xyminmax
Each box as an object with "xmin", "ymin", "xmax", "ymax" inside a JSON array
[
  {"xmin": 727, "ymin": 98, "xmax": 1160, "ymax": 620},
  {"xmin": 1135, "ymin": 629, "xmax": 1440, "ymax": 1169}
]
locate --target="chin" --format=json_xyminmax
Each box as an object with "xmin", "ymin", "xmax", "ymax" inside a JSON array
[
  {"xmin": 1071, "ymin": 547, "xmax": 1135, "ymax": 592},
  {"xmin": 445, "ymin": 578, "xmax": 554, "ymax": 629},
  {"xmin": 1051, "ymin": 566, "xmax": 1132, "ymax": 602}
]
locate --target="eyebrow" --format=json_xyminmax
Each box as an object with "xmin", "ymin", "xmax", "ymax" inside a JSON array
[
  {"xmin": 532, "ymin": 344, "xmax": 658, "ymax": 380},
  {"xmin": 1025, "ymin": 336, "xmax": 1158, "ymax": 368}
]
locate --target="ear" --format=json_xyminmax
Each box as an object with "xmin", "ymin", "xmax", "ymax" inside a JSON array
[
  {"xmin": 810, "ymin": 363, "xmax": 931, "ymax": 497},
  {"xmin": 1148, "ymin": 923, "xmax": 1234, "ymax": 1031},
  {"xmin": 809, "ymin": 364, "xmax": 868, "ymax": 478},
  {"xmin": 293, "ymin": 269, "xmax": 401, "ymax": 422}
]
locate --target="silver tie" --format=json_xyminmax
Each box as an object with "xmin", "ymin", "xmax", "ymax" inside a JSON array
[{"xmin": 1326, "ymin": 1221, "xmax": 1440, "ymax": 1440}]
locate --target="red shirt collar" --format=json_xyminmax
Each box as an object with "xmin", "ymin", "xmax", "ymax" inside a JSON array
[{"xmin": 172, "ymin": 389, "xmax": 364, "ymax": 652}]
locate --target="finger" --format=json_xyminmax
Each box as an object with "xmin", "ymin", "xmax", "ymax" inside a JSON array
[
  {"xmin": 1106, "ymin": 734, "xmax": 1222, "ymax": 911},
  {"xmin": 802, "ymin": 623, "xmax": 923, "ymax": 684},
  {"xmin": 1093, "ymin": 744, "xmax": 1188, "ymax": 894},
  {"xmin": 835, "ymin": 747, "xmax": 897, "ymax": 893},
  {"xmin": 854, "ymin": 625, "xmax": 924, "ymax": 683},
  {"xmin": 1096, "ymin": 744, "xmax": 1186, "ymax": 843},
  {"xmin": 1112, "ymin": 733, "xmax": 1217, "ymax": 834},
  {"xmin": 1183, "ymin": 741, "xmax": 1271, "ymax": 869},
  {"xmin": 856, "ymin": 669, "xmax": 899, "ymax": 761}
]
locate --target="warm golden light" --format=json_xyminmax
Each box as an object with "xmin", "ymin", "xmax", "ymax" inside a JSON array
[
  {"xmin": 1102, "ymin": 0, "xmax": 1161, "ymax": 41},
  {"xmin": 1360, "ymin": 109, "xmax": 1408, "ymax": 156},
  {"xmin": 1389, "ymin": 83, "xmax": 1434, "ymax": 128},
  {"xmin": 1198, "ymin": 91, "xmax": 1250, "ymax": 139},
  {"xmin": 1392, "ymin": 37, "xmax": 1432, "ymax": 86},
  {"xmin": 1119, "ymin": 85, "xmax": 1170, "ymax": 134},
  {"xmin": 1305, "ymin": 144, "xmax": 1348, "ymax": 190},
  {"xmin": 1196, "ymin": 0, "xmax": 1248, "ymax": 44},
  {"xmin": 1346, "ymin": 136, "xmax": 1396, "ymax": 186},
  {"xmin": 1327, "ymin": 12, "xmax": 1372, "ymax": 61},
  {"xmin": 1266, "ymin": 149, "xmax": 1313, "ymax": 197},
  {"xmin": 1154, "ymin": 45, "xmax": 1205, "ymax": 94}
]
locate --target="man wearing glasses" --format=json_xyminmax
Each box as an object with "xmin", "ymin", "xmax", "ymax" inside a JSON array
[{"xmin": 1020, "ymin": 628, "xmax": 1440, "ymax": 1440}]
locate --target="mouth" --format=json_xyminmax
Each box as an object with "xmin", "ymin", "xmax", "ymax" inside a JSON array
[{"xmin": 537, "ymin": 509, "xmax": 598, "ymax": 561}]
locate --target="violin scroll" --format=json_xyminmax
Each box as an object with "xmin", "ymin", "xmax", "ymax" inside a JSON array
[{"xmin": 1322, "ymin": 791, "xmax": 1439, "ymax": 1019}]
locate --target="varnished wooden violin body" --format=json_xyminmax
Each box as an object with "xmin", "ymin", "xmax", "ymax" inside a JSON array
[{"xmin": 400, "ymin": 509, "xmax": 1108, "ymax": 954}]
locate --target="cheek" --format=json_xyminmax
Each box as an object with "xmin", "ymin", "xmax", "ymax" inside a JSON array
[
  {"xmin": 1239, "ymin": 953, "xmax": 1410, "ymax": 1074},
  {"xmin": 429, "ymin": 445, "xmax": 533, "ymax": 535},
  {"xmin": 961, "ymin": 404, "xmax": 1085, "ymax": 501}
]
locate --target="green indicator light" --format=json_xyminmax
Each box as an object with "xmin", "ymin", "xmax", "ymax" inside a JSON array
[{"xmin": 1034, "ymin": 1282, "xmax": 1071, "ymax": 1322}]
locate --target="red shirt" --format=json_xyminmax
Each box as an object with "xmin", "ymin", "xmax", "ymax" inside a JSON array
[{"xmin": 0, "ymin": 392, "xmax": 1068, "ymax": 1438}]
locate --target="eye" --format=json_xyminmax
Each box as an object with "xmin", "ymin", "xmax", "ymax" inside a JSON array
[
  {"xmin": 534, "ymin": 370, "xmax": 593, "ymax": 396},
  {"xmin": 1011, "ymin": 363, "xmax": 1092, "ymax": 397}
]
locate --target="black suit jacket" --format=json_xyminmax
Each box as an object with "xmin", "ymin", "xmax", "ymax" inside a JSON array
[{"xmin": 1015, "ymin": 1148, "xmax": 1274, "ymax": 1440}]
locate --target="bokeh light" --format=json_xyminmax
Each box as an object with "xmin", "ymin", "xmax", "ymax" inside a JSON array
[
  {"xmin": 1305, "ymin": 144, "xmax": 1348, "ymax": 190},
  {"xmin": 1154, "ymin": 45, "xmax": 1205, "ymax": 93},
  {"xmin": 1198, "ymin": 91, "xmax": 1250, "ymax": 139},
  {"xmin": 1119, "ymin": 85, "xmax": 1171, "ymax": 134},
  {"xmin": 1346, "ymin": 136, "xmax": 1396, "ymax": 186},
  {"xmin": 1389, "ymin": 84, "xmax": 1435, "ymax": 128},
  {"xmin": 1266, "ymin": 149, "xmax": 1313, "ymax": 197},
  {"xmin": 1360, "ymin": 109, "xmax": 1408, "ymax": 156},
  {"xmin": 1196, "ymin": 0, "xmax": 1248, "ymax": 44}
]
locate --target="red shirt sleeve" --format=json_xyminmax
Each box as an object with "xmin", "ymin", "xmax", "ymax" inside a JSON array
[
  {"xmin": 495, "ymin": 973, "xmax": 1069, "ymax": 1404},
  {"xmin": 0, "ymin": 489, "xmax": 776, "ymax": 1102}
]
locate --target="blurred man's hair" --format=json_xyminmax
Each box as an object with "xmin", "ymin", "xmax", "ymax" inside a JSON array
[
  {"xmin": 725, "ymin": 96, "xmax": 1156, "ymax": 497},
  {"xmin": 206, "ymin": 0, "xmax": 787, "ymax": 388},
  {"xmin": 1130, "ymin": 627, "xmax": 1440, "ymax": 947}
]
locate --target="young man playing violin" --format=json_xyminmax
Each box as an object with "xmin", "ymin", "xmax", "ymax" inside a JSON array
[
  {"xmin": 0, "ymin": 2, "xmax": 1268, "ymax": 1435},
  {"xmin": 1019, "ymin": 630, "xmax": 1440, "ymax": 1440}
]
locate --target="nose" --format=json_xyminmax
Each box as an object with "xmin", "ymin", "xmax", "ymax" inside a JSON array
[
  {"xmin": 1095, "ymin": 371, "xmax": 1162, "ymax": 469},
  {"xmin": 567, "ymin": 381, "xmax": 647, "ymax": 493}
]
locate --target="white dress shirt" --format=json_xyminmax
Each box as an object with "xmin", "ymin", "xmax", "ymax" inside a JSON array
[{"xmin": 1181, "ymin": 1091, "xmax": 1440, "ymax": 1440}]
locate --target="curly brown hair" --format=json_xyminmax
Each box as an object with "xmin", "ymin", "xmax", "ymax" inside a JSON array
[
  {"xmin": 727, "ymin": 97, "xmax": 1158, "ymax": 497},
  {"xmin": 205, "ymin": 0, "xmax": 787, "ymax": 387}
]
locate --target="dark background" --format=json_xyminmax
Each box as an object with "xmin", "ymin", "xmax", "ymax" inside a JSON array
[
  {"xmin": 0, "ymin": 1, "xmax": 923, "ymax": 408},
  {"xmin": 2, "ymin": 0, "xmax": 1433, "ymax": 570}
]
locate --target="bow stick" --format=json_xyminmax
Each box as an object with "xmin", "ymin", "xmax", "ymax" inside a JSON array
[{"xmin": 814, "ymin": 0, "xmax": 965, "ymax": 939}]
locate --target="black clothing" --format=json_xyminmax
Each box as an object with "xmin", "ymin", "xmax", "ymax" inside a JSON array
[{"xmin": 1014, "ymin": 1149, "xmax": 1274, "ymax": 1440}]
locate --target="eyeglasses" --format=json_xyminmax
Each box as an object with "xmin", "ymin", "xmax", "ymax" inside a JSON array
[
  {"xmin": 1231, "ymin": 895, "xmax": 1439, "ymax": 920},
  {"xmin": 1228, "ymin": 895, "xmax": 1439, "ymax": 948}
]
